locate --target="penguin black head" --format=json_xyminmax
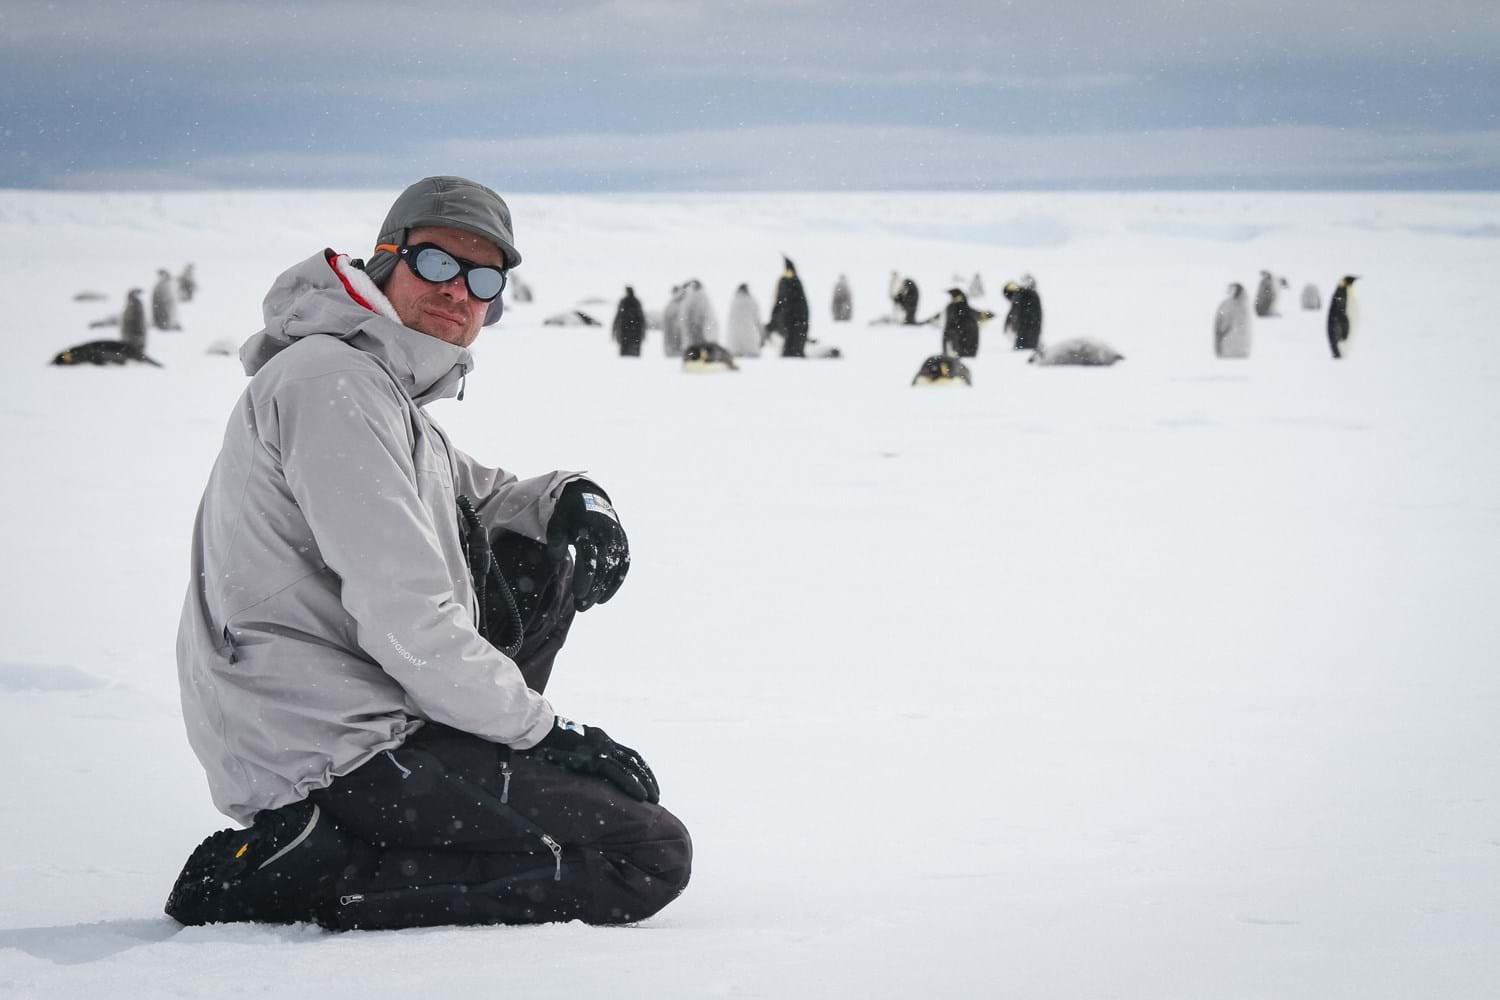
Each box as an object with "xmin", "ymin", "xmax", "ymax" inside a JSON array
[
  {"xmin": 1342, "ymin": 275, "xmax": 1360, "ymax": 286},
  {"xmin": 1227, "ymin": 282, "xmax": 1244, "ymax": 297},
  {"xmin": 736, "ymin": 282, "xmax": 748, "ymax": 293},
  {"xmin": 947, "ymin": 288, "xmax": 966, "ymax": 301},
  {"xmin": 1003, "ymin": 281, "xmax": 1019, "ymax": 300},
  {"xmin": 782, "ymin": 256, "xmax": 797, "ymax": 277},
  {"xmin": 624, "ymin": 285, "xmax": 635, "ymax": 297}
]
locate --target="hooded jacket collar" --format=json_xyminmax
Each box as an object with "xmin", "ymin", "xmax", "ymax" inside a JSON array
[{"xmin": 240, "ymin": 250, "xmax": 473, "ymax": 406}]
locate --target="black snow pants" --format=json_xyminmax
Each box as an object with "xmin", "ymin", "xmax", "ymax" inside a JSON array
[
  {"xmin": 310, "ymin": 534, "xmax": 690, "ymax": 930},
  {"xmin": 310, "ymin": 723, "xmax": 692, "ymax": 930}
]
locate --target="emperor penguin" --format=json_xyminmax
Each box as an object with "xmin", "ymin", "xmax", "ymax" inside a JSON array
[
  {"xmin": 177, "ymin": 263, "xmax": 197, "ymax": 302},
  {"xmin": 832, "ymin": 274, "xmax": 853, "ymax": 322},
  {"xmin": 120, "ymin": 288, "xmax": 148, "ymax": 356},
  {"xmin": 151, "ymin": 269, "xmax": 181, "ymax": 330},
  {"xmin": 1327, "ymin": 275, "xmax": 1360, "ymax": 359},
  {"xmin": 682, "ymin": 342, "xmax": 738, "ymax": 373},
  {"xmin": 911, "ymin": 354, "xmax": 972, "ymax": 387},
  {"xmin": 1213, "ymin": 282, "xmax": 1252, "ymax": 358},
  {"xmin": 1030, "ymin": 338, "xmax": 1125, "ymax": 367},
  {"xmin": 1254, "ymin": 270, "xmax": 1279, "ymax": 317},
  {"xmin": 50, "ymin": 339, "xmax": 162, "ymax": 367},
  {"xmin": 1300, "ymin": 283, "xmax": 1321, "ymax": 310},
  {"xmin": 679, "ymin": 279, "xmax": 719, "ymax": 348},
  {"xmin": 725, "ymin": 283, "xmax": 762, "ymax": 357},
  {"xmin": 662, "ymin": 284, "xmax": 686, "ymax": 357}
]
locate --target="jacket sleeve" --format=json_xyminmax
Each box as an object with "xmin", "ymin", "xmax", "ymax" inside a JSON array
[
  {"xmin": 451, "ymin": 448, "xmax": 584, "ymax": 546},
  {"xmin": 266, "ymin": 369, "xmax": 554, "ymax": 749}
]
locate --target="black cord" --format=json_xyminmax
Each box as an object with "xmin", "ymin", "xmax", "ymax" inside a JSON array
[{"xmin": 456, "ymin": 495, "xmax": 525, "ymax": 658}]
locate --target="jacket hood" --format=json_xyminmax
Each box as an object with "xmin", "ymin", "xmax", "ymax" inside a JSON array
[{"xmin": 241, "ymin": 250, "xmax": 474, "ymax": 406}]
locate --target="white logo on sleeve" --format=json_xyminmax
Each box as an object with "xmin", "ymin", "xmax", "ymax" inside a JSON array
[
  {"xmin": 385, "ymin": 632, "xmax": 428, "ymax": 667},
  {"xmin": 556, "ymin": 716, "xmax": 587, "ymax": 736},
  {"xmin": 581, "ymin": 493, "xmax": 619, "ymax": 523}
]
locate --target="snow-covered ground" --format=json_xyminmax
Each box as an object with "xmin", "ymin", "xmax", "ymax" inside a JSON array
[{"xmin": 1, "ymin": 190, "xmax": 1497, "ymax": 999}]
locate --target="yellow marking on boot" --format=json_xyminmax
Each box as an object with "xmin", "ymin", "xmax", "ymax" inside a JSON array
[{"xmin": 235, "ymin": 843, "xmax": 250, "ymax": 859}]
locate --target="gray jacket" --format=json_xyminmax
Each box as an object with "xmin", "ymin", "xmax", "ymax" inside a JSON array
[{"xmin": 178, "ymin": 250, "xmax": 576, "ymax": 824}]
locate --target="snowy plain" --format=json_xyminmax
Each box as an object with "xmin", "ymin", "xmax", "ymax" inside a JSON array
[{"xmin": 0, "ymin": 189, "xmax": 1497, "ymax": 999}]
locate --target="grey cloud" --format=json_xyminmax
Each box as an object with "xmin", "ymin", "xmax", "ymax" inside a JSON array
[
  {"xmin": 4, "ymin": 0, "xmax": 1498, "ymax": 191},
  {"xmin": 53, "ymin": 125, "xmax": 1500, "ymax": 192}
]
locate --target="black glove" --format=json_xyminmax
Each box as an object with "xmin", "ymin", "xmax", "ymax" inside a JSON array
[
  {"xmin": 547, "ymin": 479, "xmax": 629, "ymax": 612},
  {"xmin": 532, "ymin": 716, "xmax": 660, "ymax": 803}
]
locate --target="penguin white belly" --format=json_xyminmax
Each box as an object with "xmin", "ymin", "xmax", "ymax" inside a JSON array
[{"xmin": 1343, "ymin": 293, "xmax": 1360, "ymax": 355}]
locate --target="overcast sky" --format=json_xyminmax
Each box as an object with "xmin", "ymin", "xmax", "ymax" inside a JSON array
[{"xmin": 3, "ymin": 0, "xmax": 1497, "ymax": 191}]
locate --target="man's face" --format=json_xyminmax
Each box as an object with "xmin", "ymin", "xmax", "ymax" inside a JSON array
[{"xmin": 383, "ymin": 225, "xmax": 504, "ymax": 349}]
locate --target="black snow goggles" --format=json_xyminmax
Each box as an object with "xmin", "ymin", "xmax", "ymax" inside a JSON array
[{"xmin": 376, "ymin": 242, "xmax": 508, "ymax": 302}]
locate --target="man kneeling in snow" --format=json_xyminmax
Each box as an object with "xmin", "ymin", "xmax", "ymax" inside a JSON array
[{"xmin": 167, "ymin": 176, "xmax": 690, "ymax": 931}]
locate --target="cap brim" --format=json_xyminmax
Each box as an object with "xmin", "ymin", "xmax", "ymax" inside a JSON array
[{"xmin": 404, "ymin": 216, "xmax": 522, "ymax": 269}]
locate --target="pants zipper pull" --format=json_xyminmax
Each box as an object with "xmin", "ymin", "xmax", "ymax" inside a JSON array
[
  {"xmin": 540, "ymin": 834, "xmax": 563, "ymax": 882},
  {"xmin": 499, "ymin": 761, "xmax": 513, "ymax": 804}
]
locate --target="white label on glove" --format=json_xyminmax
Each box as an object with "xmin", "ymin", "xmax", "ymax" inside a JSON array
[
  {"xmin": 581, "ymin": 493, "xmax": 619, "ymax": 523},
  {"xmin": 557, "ymin": 716, "xmax": 587, "ymax": 736}
]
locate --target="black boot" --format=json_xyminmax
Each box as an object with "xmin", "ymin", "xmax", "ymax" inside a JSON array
[{"xmin": 165, "ymin": 800, "xmax": 356, "ymax": 926}]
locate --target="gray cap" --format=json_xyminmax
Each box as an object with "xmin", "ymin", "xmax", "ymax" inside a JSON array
[{"xmin": 363, "ymin": 176, "xmax": 520, "ymax": 326}]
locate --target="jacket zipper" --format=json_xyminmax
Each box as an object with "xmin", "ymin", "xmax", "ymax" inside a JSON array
[
  {"xmin": 499, "ymin": 761, "xmax": 513, "ymax": 804},
  {"xmin": 540, "ymin": 834, "xmax": 562, "ymax": 881}
]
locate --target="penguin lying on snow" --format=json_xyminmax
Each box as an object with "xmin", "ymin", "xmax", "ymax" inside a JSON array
[
  {"xmin": 911, "ymin": 354, "xmax": 972, "ymax": 387},
  {"xmin": 1029, "ymin": 338, "xmax": 1125, "ymax": 367},
  {"xmin": 542, "ymin": 310, "xmax": 601, "ymax": 327},
  {"xmin": 682, "ymin": 343, "xmax": 738, "ymax": 373},
  {"xmin": 51, "ymin": 339, "xmax": 163, "ymax": 367}
]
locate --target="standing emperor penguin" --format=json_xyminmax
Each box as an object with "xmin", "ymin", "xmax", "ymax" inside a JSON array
[
  {"xmin": 177, "ymin": 263, "xmax": 197, "ymax": 302},
  {"xmin": 888, "ymin": 271, "xmax": 904, "ymax": 321},
  {"xmin": 662, "ymin": 284, "xmax": 686, "ymax": 357},
  {"xmin": 151, "ymin": 269, "xmax": 181, "ymax": 330},
  {"xmin": 679, "ymin": 279, "xmax": 719, "ymax": 348},
  {"xmin": 611, "ymin": 286, "xmax": 646, "ymax": 357},
  {"xmin": 1003, "ymin": 280, "xmax": 1043, "ymax": 351},
  {"xmin": 120, "ymin": 288, "xmax": 148, "ymax": 356},
  {"xmin": 1301, "ymin": 283, "xmax": 1322, "ymax": 310},
  {"xmin": 725, "ymin": 283, "xmax": 762, "ymax": 357},
  {"xmin": 766, "ymin": 257, "xmax": 810, "ymax": 357},
  {"xmin": 895, "ymin": 277, "xmax": 920, "ymax": 325},
  {"xmin": 831, "ymin": 275, "xmax": 853, "ymax": 322},
  {"xmin": 941, "ymin": 288, "xmax": 991, "ymax": 358},
  {"xmin": 1214, "ymin": 282, "xmax": 1252, "ymax": 358},
  {"xmin": 1254, "ymin": 270, "xmax": 1284, "ymax": 317},
  {"xmin": 1327, "ymin": 275, "xmax": 1360, "ymax": 359}
]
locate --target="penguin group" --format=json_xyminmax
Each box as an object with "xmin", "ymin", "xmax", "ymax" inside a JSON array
[
  {"xmin": 1211, "ymin": 271, "xmax": 1361, "ymax": 361},
  {"xmin": 588, "ymin": 257, "xmax": 1362, "ymax": 384},
  {"xmin": 54, "ymin": 262, "xmax": 194, "ymax": 368}
]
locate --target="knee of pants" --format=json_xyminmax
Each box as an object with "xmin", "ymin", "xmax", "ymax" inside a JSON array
[{"xmin": 591, "ymin": 807, "xmax": 692, "ymax": 924}]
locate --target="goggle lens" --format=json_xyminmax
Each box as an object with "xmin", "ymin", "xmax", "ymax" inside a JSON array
[{"xmin": 400, "ymin": 244, "xmax": 507, "ymax": 302}]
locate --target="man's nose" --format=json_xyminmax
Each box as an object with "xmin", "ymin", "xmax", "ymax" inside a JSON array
[{"xmin": 437, "ymin": 274, "xmax": 469, "ymax": 301}]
